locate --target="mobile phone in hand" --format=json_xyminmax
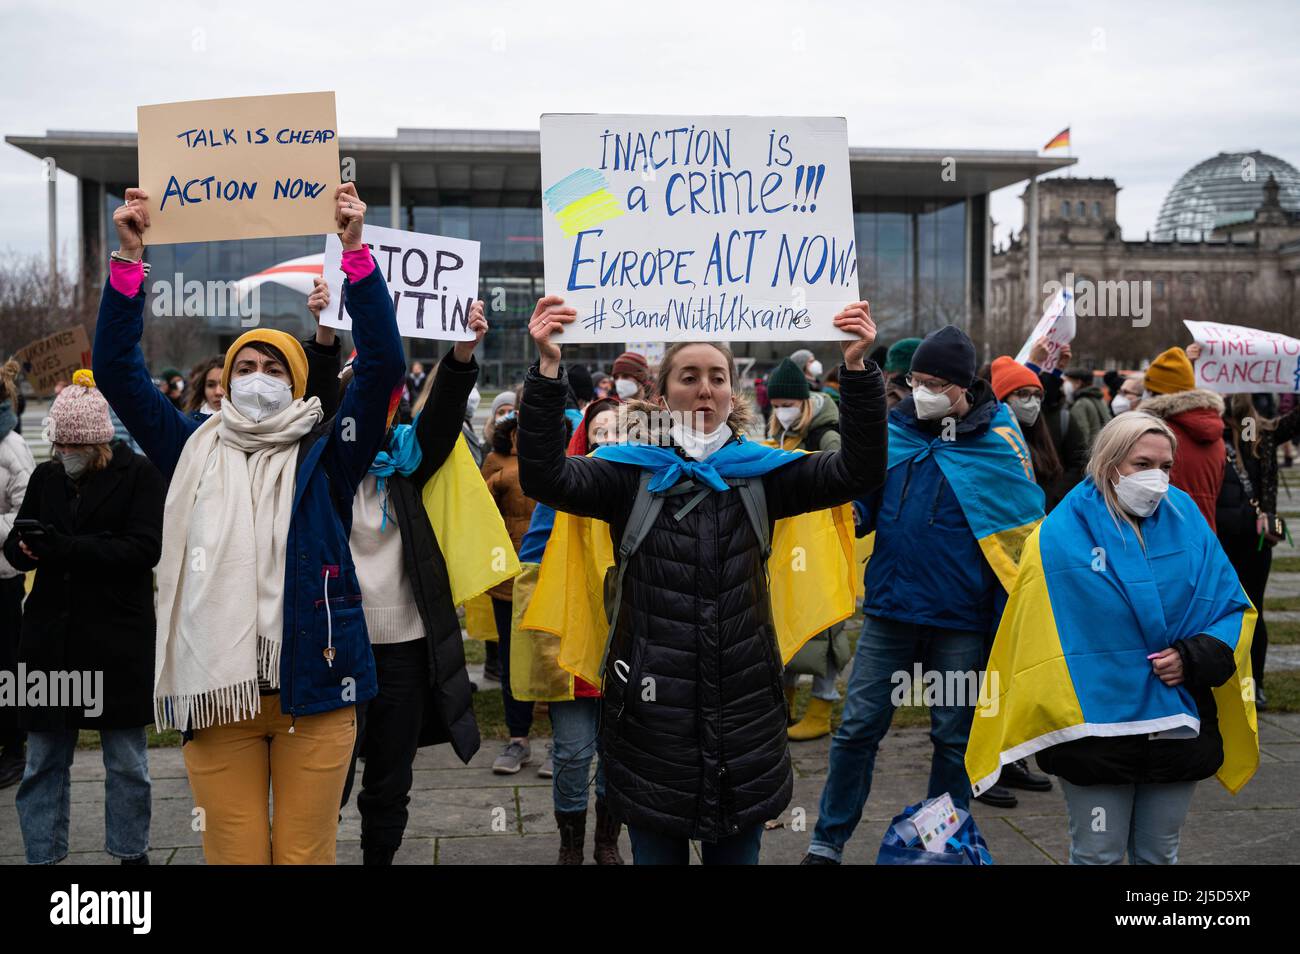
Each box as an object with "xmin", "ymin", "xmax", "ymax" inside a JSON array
[{"xmin": 14, "ymin": 518, "xmax": 48, "ymax": 539}]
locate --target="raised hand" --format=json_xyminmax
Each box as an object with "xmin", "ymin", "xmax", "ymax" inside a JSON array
[
  {"xmin": 308, "ymin": 276, "xmax": 336, "ymax": 346},
  {"xmin": 834, "ymin": 300, "xmax": 876, "ymax": 371},
  {"xmin": 453, "ymin": 300, "xmax": 489, "ymax": 363},
  {"xmin": 335, "ymin": 183, "xmax": 367, "ymax": 250},
  {"xmin": 528, "ymin": 295, "xmax": 577, "ymax": 378},
  {"xmin": 113, "ymin": 188, "xmax": 150, "ymax": 260}
]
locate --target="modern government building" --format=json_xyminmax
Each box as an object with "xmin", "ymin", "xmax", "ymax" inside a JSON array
[{"xmin": 8, "ymin": 125, "xmax": 1077, "ymax": 385}]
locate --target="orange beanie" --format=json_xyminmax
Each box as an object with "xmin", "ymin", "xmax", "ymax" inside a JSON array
[{"xmin": 990, "ymin": 356, "xmax": 1041, "ymax": 401}]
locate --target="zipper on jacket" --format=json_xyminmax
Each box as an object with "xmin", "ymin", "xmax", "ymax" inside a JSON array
[
  {"xmin": 713, "ymin": 496, "xmax": 729, "ymax": 837},
  {"xmin": 927, "ymin": 478, "xmax": 945, "ymax": 526},
  {"xmin": 895, "ymin": 459, "xmax": 916, "ymax": 520}
]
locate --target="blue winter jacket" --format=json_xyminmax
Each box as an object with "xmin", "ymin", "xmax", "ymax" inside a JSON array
[
  {"xmin": 92, "ymin": 261, "xmax": 406, "ymax": 722},
  {"xmin": 856, "ymin": 380, "xmax": 1002, "ymax": 634}
]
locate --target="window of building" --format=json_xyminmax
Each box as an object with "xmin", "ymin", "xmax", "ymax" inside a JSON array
[
  {"xmin": 1076, "ymin": 201, "xmax": 1086, "ymax": 218},
  {"xmin": 1154, "ymin": 279, "xmax": 1165, "ymax": 298},
  {"xmin": 1093, "ymin": 201, "xmax": 1102, "ymax": 218},
  {"xmin": 1061, "ymin": 200, "xmax": 1070, "ymax": 217}
]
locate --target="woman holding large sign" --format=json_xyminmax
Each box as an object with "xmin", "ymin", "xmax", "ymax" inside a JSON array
[
  {"xmin": 92, "ymin": 183, "xmax": 406, "ymax": 864},
  {"xmin": 517, "ymin": 296, "xmax": 887, "ymax": 864}
]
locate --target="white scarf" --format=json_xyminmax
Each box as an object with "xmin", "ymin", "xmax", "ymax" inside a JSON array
[{"xmin": 154, "ymin": 396, "xmax": 323, "ymax": 731}]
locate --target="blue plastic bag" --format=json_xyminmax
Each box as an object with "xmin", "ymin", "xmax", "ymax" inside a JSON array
[{"xmin": 876, "ymin": 799, "xmax": 994, "ymax": 866}]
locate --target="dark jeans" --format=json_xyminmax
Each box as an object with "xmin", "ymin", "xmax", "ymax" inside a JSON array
[
  {"xmin": 492, "ymin": 597, "xmax": 534, "ymax": 738},
  {"xmin": 0, "ymin": 575, "xmax": 25, "ymax": 752},
  {"xmin": 340, "ymin": 639, "xmax": 428, "ymax": 853},
  {"xmin": 1219, "ymin": 531, "xmax": 1271, "ymax": 689},
  {"xmin": 627, "ymin": 822, "xmax": 765, "ymax": 865}
]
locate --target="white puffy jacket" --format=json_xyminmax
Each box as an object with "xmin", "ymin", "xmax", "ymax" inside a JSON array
[{"xmin": 0, "ymin": 429, "xmax": 35, "ymax": 579}]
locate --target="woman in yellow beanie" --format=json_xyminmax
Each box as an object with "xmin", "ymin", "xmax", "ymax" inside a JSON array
[
  {"xmin": 3, "ymin": 369, "xmax": 165, "ymax": 864},
  {"xmin": 91, "ymin": 183, "xmax": 406, "ymax": 864}
]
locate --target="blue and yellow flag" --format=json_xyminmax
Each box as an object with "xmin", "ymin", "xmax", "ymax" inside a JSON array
[
  {"xmin": 966, "ymin": 480, "xmax": 1258, "ymax": 796},
  {"xmin": 887, "ymin": 403, "xmax": 1045, "ymax": 590}
]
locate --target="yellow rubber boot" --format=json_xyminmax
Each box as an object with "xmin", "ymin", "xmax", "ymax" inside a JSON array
[
  {"xmin": 788, "ymin": 698, "xmax": 833, "ymax": 741},
  {"xmin": 784, "ymin": 686, "xmax": 798, "ymax": 724}
]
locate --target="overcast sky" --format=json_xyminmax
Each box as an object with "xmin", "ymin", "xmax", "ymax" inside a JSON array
[{"xmin": 2, "ymin": 0, "xmax": 1297, "ymax": 268}]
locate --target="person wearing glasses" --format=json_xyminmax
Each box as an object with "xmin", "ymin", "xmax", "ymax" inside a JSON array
[{"xmin": 804, "ymin": 325, "xmax": 1046, "ymax": 864}]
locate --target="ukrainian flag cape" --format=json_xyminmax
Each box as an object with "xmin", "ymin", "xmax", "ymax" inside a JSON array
[
  {"xmin": 523, "ymin": 438, "xmax": 858, "ymax": 688},
  {"xmin": 421, "ymin": 435, "xmax": 521, "ymax": 606},
  {"xmin": 887, "ymin": 403, "xmax": 1045, "ymax": 590},
  {"xmin": 966, "ymin": 480, "xmax": 1258, "ymax": 796}
]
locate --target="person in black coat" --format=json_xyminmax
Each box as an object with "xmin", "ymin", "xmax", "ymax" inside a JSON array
[
  {"xmin": 304, "ymin": 281, "xmax": 486, "ymax": 865},
  {"xmin": 2, "ymin": 371, "xmax": 164, "ymax": 864},
  {"xmin": 517, "ymin": 295, "xmax": 888, "ymax": 865}
]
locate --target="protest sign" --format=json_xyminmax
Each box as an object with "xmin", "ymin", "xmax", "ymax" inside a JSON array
[
  {"xmin": 15, "ymin": 326, "xmax": 91, "ymax": 396},
  {"xmin": 138, "ymin": 91, "xmax": 340, "ymax": 245},
  {"xmin": 1014, "ymin": 286, "xmax": 1076, "ymax": 372},
  {"xmin": 1183, "ymin": 320, "xmax": 1300, "ymax": 394},
  {"xmin": 539, "ymin": 114, "xmax": 858, "ymax": 343},
  {"xmin": 319, "ymin": 225, "xmax": 481, "ymax": 341}
]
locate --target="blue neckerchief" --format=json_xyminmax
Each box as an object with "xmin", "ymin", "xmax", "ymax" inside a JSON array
[
  {"xmin": 592, "ymin": 434, "xmax": 802, "ymax": 493},
  {"xmin": 368, "ymin": 423, "xmax": 423, "ymax": 531},
  {"xmin": 0, "ymin": 401, "xmax": 15, "ymax": 444}
]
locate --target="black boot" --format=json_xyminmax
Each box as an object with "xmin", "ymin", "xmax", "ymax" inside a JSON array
[
  {"xmin": 999, "ymin": 758, "xmax": 1052, "ymax": 792},
  {"xmin": 974, "ymin": 785, "xmax": 1018, "ymax": 808},
  {"xmin": 593, "ymin": 798, "xmax": 624, "ymax": 865},
  {"xmin": 120, "ymin": 853, "xmax": 150, "ymax": 865},
  {"xmin": 556, "ymin": 809, "xmax": 587, "ymax": 865},
  {"xmin": 363, "ymin": 845, "xmax": 396, "ymax": 866},
  {"xmin": 800, "ymin": 852, "xmax": 839, "ymax": 865}
]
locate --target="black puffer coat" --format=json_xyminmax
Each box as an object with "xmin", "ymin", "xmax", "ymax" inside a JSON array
[{"xmin": 518, "ymin": 361, "xmax": 887, "ymax": 841}]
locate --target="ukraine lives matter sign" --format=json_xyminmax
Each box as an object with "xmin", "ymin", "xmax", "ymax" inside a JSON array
[{"xmin": 540, "ymin": 114, "xmax": 858, "ymax": 343}]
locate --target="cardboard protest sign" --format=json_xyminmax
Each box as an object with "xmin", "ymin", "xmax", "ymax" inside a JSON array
[
  {"xmin": 319, "ymin": 225, "xmax": 481, "ymax": 341},
  {"xmin": 138, "ymin": 91, "xmax": 340, "ymax": 245},
  {"xmin": 1014, "ymin": 286, "xmax": 1075, "ymax": 372},
  {"xmin": 15, "ymin": 326, "xmax": 91, "ymax": 396},
  {"xmin": 540, "ymin": 114, "xmax": 858, "ymax": 343},
  {"xmin": 1184, "ymin": 320, "xmax": 1300, "ymax": 394}
]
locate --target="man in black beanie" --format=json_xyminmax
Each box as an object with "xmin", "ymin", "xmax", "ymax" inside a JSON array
[{"xmin": 804, "ymin": 324, "xmax": 1047, "ymax": 864}]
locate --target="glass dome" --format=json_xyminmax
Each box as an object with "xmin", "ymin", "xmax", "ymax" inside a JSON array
[{"xmin": 1153, "ymin": 151, "xmax": 1300, "ymax": 240}]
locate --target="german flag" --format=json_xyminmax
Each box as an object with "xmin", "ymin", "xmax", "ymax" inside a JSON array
[{"xmin": 1042, "ymin": 127, "xmax": 1070, "ymax": 151}]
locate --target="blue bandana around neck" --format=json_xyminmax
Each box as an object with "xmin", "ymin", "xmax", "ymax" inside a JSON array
[
  {"xmin": 592, "ymin": 434, "xmax": 802, "ymax": 493},
  {"xmin": 368, "ymin": 423, "xmax": 424, "ymax": 531}
]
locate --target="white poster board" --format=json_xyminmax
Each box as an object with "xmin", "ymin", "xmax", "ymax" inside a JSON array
[
  {"xmin": 320, "ymin": 225, "xmax": 480, "ymax": 341},
  {"xmin": 1183, "ymin": 320, "xmax": 1300, "ymax": 393},
  {"xmin": 1014, "ymin": 286, "xmax": 1076, "ymax": 372},
  {"xmin": 540, "ymin": 114, "xmax": 858, "ymax": 343}
]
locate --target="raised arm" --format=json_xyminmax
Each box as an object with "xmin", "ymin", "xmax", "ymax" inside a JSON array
[
  {"xmin": 91, "ymin": 187, "xmax": 198, "ymax": 480},
  {"xmin": 516, "ymin": 296, "xmax": 637, "ymax": 521},
  {"xmin": 303, "ymin": 275, "xmax": 344, "ymax": 422},
  {"xmin": 409, "ymin": 301, "xmax": 486, "ymax": 489},
  {"xmin": 765, "ymin": 302, "xmax": 888, "ymax": 520},
  {"xmin": 320, "ymin": 185, "xmax": 406, "ymax": 509}
]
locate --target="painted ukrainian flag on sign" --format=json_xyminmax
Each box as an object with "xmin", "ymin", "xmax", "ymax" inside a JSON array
[
  {"xmin": 544, "ymin": 168, "xmax": 625, "ymax": 237},
  {"xmin": 966, "ymin": 480, "xmax": 1259, "ymax": 797}
]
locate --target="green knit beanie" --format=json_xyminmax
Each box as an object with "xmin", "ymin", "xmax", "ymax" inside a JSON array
[
  {"xmin": 767, "ymin": 358, "xmax": 811, "ymax": 400},
  {"xmin": 884, "ymin": 338, "xmax": 922, "ymax": 374}
]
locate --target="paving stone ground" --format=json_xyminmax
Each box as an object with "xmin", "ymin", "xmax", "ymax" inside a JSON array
[{"xmin": 4, "ymin": 712, "xmax": 1298, "ymax": 865}]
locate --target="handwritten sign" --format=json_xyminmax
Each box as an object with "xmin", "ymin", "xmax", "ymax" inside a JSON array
[
  {"xmin": 138, "ymin": 91, "xmax": 340, "ymax": 245},
  {"xmin": 15, "ymin": 326, "xmax": 91, "ymax": 397},
  {"xmin": 540, "ymin": 114, "xmax": 857, "ymax": 343},
  {"xmin": 1014, "ymin": 287, "xmax": 1075, "ymax": 372},
  {"xmin": 1184, "ymin": 320, "xmax": 1300, "ymax": 394},
  {"xmin": 319, "ymin": 225, "xmax": 480, "ymax": 341}
]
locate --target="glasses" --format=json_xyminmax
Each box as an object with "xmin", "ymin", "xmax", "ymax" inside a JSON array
[{"xmin": 905, "ymin": 374, "xmax": 952, "ymax": 391}]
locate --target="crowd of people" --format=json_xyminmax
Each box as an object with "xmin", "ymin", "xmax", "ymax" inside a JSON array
[{"xmin": 0, "ymin": 182, "xmax": 1284, "ymax": 866}]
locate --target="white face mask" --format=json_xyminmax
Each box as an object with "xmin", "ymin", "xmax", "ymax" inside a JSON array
[
  {"xmin": 58, "ymin": 448, "xmax": 95, "ymax": 480},
  {"xmin": 1111, "ymin": 395, "xmax": 1132, "ymax": 415},
  {"xmin": 615, "ymin": 378, "xmax": 640, "ymax": 400},
  {"xmin": 808, "ymin": 360, "xmax": 824, "ymax": 378},
  {"xmin": 912, "ymin": 385, "xmax": 954, "ymax": 421},
  {"xmin": 668, "ymin": 413, "xmax": 733, "ymax": 461},
  {"xmin": 1113, "ymin": 468, "xmax": 1169, "ymax": 518},
  {"xmin": 228, "ymin": 372, "xmax": 292, "ymax": 423},
  {"xmin": 1008, "ymin": 395, "xmax": 1042, "ymax": 427},
  {"xmin": 1063, "ymin": 381, "xmax": 1076, "ymax": 401},
  {"xmin": 774, "ymin": 405, "xmax": 803, "ymax": 430},
  {"xmin": 465, "ymin": 386, "xmax": 481, "ymax": 418}
]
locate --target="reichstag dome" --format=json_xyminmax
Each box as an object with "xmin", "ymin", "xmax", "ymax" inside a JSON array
[{"xmin": 1153, "ymin": 150, "xmax": 1300, "ymax": 240}]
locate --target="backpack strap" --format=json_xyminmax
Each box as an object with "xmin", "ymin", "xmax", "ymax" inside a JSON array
[
  {"xmin": 733, "ymin": 477, "xmax": 771, "ymax": 561},
  {"xmin": 599, "ymin": 471, "xmax": 663, "ymax": 681}
]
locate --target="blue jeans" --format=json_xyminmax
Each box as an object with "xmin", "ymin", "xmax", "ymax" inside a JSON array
[
  {"xmin": 16, "ymin": 727, "xmax": 151, "ymax": 864},
  {"xmin": 1059, "ymin": 779, "xmax": 1198, "ymax": 864},
  {"xmin": 628, "ymin": 822, "xmax": 765, "ymax": 865},
  {"xmin": 808, "ymin": 615, "xmax": 984, "ymax": 863},
  {"xmin": 549, "ymin": 697, "xmax": 606, "ymax": 813},
  {"xmin": 492, "ymin": 597, "xmax": 534, "ymax": 738}
]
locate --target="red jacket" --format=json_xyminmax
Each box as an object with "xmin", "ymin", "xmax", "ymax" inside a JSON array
[{"xmin": 1141, "ymin": 389, "xmax": 1226, "ymax": 531}]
